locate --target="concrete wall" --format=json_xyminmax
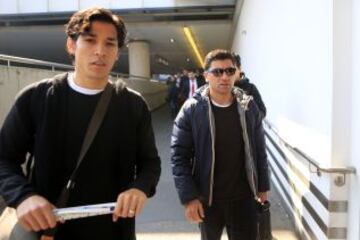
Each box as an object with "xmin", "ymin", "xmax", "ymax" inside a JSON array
[
  {"xmin": 0, "ymin": 66, "xmax": 57, "ymax": 125},
  {"xmin": 121, "ymin": 78, "xmax": 167, "ymax": 111},
  {"xmin": 0, "ymin": 66, "xmax": 167, "ymax": 126},
  {"xmin": 231, "ymin": 0, "xmax": 358, "ymax": 239}
]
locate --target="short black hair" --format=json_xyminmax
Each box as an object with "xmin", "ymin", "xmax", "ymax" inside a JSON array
[
  {"xmin": 233, "ymin": 53, "xmax": 241, "ymax": 68},
  {"xmin": 203, "ymin": 49, "xmax": 236, "ymax": 71}
]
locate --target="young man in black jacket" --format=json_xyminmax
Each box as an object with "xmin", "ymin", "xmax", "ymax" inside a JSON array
[
  {"xmin": 0, "ymin": 7, "xmax": 161, "ymax": 239},
  {"xmin": 171, "ymin": 49, "xmax": 269, "ymax": 240},
  {"xmin": 233, "ymin": 54, "xmax": 267, "ymax": 118}
]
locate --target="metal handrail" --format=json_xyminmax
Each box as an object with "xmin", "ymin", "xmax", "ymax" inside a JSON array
[
  {"xmin": 263, "ymin": 119, "xmax": 356, "ymax": 177},
  {"xmin": 113, "ymin": 72, "xmax": 158, "ymax": 82},
  {"xmin": 0, "ymin": 54, "xmax": 73, "ymax": 71},
  {"xmin": 0, "ymin": 54, "xmax": 159, "ymax": 82}
]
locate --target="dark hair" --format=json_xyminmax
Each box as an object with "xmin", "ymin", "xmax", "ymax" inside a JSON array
[
  {"xmin": 233, "ymin": 53, "xmax": 241, "ymax": 68},
  {"xmin": 65, "ymin": 7, "xmax": 127, "ymax": 58},
  {"xmin": 203, "ymin": 49, "xmax": 236, "ymax": 71}
]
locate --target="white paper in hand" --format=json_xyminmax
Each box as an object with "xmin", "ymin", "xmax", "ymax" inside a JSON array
[{"xmin": 53, "ymin": 202, "xmax": 116, "ymax": 221}]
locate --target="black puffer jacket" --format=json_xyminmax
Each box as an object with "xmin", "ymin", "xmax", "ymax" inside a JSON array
[
  {"xmin": 234, "ymin": 77, "xmax": 267, "ymax": 118},
  {"xmin": 171, "ymin": 86, "xmax": 269, "ymax": 206}
]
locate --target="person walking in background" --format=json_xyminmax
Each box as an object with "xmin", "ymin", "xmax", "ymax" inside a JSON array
[
  {"xmin": 171, "ymin": 49, "xmax": 269, "ymax": 240},
  {"xmin": 0, "ymin": 7, "xmax": 161, "ymax": 239},
  {"xmin": 195, "ymin": 68, "xmax": 206, "ymax": 85},
  {"xmin": 166, "ymin": 75, "xmax": 179, "ymax": 118},
  {"xmin": 233, "ymin": 54, "xmax": 267, "ymax": 118},
  {"xmin": 178, "ymin": 69, "xmax": 205, "ymax": 108},
  {"xmin": 177, "ymin": 69, "xmax": 190, "ymax": 107}
]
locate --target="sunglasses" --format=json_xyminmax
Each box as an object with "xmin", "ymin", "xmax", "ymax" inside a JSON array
[{"xmin": 207, "ymin": 67, "xmax": 236, "ymax": 77}]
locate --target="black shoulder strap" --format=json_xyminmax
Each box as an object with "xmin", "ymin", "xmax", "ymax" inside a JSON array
[
  {"xmin": 43, "ymin": 82, "xmax": 113, "ymax": 237},
  {"xmin": 58, "ymin": 82, "xmax": 113, "ymax": 207},
  {"xmin": 43, "ymin": 83, "xmax": 112, "ymax": 237}
]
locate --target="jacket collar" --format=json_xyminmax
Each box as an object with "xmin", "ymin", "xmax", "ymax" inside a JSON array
[{"xmin": 195, "ymin": 85, "xmax": 252, "ymax": 110}]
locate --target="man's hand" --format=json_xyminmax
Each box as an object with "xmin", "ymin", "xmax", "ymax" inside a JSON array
[
  {"xmin": 184, "ymin": 199, "xmax": 205, "ymax": 223},
  {"xmin": 112, "ymin": 188, "xmax": 147, "ymax": 221},
  {"xmin": 16, "ymin": 195, "xmax": 57, "ymax": 232},
  {"xmin": 257, "ymin": 191, "xmax": 268, "ymax": 203}
]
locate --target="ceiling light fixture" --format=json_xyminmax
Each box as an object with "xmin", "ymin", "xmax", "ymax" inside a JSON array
[
  {"xmin": 183, "ymin": 26, "xmax": 204, "ymax": 68},
  {"xmin": 170, "ymin": 38, "xmax": 175, "ymax": 43},
  {"xmin": 155, "ymin": 55, "xmax": 169, "ymax": 66}
]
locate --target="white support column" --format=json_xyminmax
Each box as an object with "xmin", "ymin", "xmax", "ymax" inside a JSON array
[
  {"xmin": 347, "ymin": 0, "xmax": 360, "ymax": 239},
  {"xmin": 128, "ymin": 40, "xmax": 151, "ymax": 79},
  {"xmin": 331, "ymin": 0, "xmax": 352, "ymax": 168},
  {"xmin": 330, "ymin": 0, "xmax": 353, "ymax": 239}
]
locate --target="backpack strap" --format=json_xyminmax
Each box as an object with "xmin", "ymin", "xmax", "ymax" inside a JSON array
[{"xmin": 43, "ymin": 82, "xmax": 113, "ymax": 238}]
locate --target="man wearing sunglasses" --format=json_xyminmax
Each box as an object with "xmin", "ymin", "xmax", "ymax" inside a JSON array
[{"xmin": 171, "ymin": 49, "xmax": 269, "ymax": 240}]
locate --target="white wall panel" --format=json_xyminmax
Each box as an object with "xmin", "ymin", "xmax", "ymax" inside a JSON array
[
  {"xmin": 0, "ymin": 0, "xmax": 236, "ymax": 14},
  {"xmin": 232, "ymin": 0, "xmax": 332, "ymax": 166},
  {"xmin": 109, "ymin": 0, "xmax": 143, "ymax": 9},
  {"xmin": 173, "ymin": 0, "xmax": 235, "ymax": 7},
  {"xmin": 143, "ymin": 0, "xmax": 174, "ymax": 8},
  {"xmin": 0, "ymin": 0, "xmax": 17, "ymax": 14},
  {"xmin": 79, "ymin": 0, "xmax": 110, "ymax": 9},
  {"xmin": 49, "ymin": 0, "xmax": 78, "ymax": 12},
  {"xmin": 18, "ymin": 0, "xmax": 48, "ymax": 13}
]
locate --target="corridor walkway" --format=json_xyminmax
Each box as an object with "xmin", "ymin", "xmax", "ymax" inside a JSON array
[{"xmin": 136, "ymin": 105, "xmax": 298, "ymax": 240}]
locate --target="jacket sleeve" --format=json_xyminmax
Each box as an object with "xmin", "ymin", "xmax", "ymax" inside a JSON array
[
  {"xmin": 250, "ymin": 101, "xmax": 270, "ymax": 192},
  {"xmin": 130, "ymin": 95, "xmax": 161, "ymax": 198},
  {"xmin": 170, "ymin": 103, "xmax": 199, "ymax": 204},
  {"xmin": 0, "ymin": 88, "xmax": 37, "ymax": 208}
]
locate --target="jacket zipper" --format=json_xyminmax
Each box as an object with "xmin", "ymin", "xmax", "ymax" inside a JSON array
[
  {"xmin": 191, "ymin": 156, "xmax": 196, "ymax": 175},
  {"xmin": 238, "ymin": 97, "xmax": 258, "ymax": 198},
  {"xmin": 205, "ymin": 89, "xmax": 257, "ymax": 206},
  {"xmin": 206, "ymin": 98, "xmax": 216, "ymax": 206}
]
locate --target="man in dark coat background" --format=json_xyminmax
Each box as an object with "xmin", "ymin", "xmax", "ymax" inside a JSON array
[{"xmin": 233, "ymin": 54, "xmax": 267, "ymax": 118}]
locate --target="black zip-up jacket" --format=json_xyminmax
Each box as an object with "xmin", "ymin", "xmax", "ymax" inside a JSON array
[
  {"xmin": 0, "ymin": 73, "xmax": 161, "ymax": 239},
  {"xmin": 171, "ymin": 86, "xmax": 269, "ymax": 206},
  {"xmin": 235, "ymin": 77, "xmax": 267, "ymax": 118}
]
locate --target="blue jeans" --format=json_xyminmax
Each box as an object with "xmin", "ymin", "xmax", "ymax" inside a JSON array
[{"xmin": 199, "ymin": 196, "xmax": 258, "ymax": 240}]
